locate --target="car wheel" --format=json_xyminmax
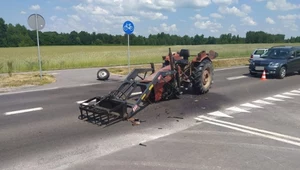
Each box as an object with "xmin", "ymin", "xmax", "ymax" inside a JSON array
[
  {"xmin": 277, "ymin": 66, "xmax": 286, "ymax": 79},
  {"xmin": 97, "ymin": 68, "xmax": 110, "ymax": 80}
]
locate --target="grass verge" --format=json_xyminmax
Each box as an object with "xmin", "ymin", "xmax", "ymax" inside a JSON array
[
  {"xmin": 108, "ymin": 58, "xmax": 249, "ymax": 75},
  {"xmin": 1, "ymin": 43, "xmax": 298, "ymax": 74},
  {"xmin": 0, "ymin": 73, "xmax": 56, "ymax": 88}
]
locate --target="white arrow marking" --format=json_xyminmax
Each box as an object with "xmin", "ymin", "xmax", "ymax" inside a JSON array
[
  {"xmin": 264, "ymin": 97, "xmax": 284, "ymax": 101},
  {"xmin": 225, "ymin": 106, "xmax": 250, "ymax": 113},
  {"xmin": 252, "ymin": 99, "xmax": 274, "ymax": 105},
  {"xmin": 207, "ymin": 111, "xmax": 233, "ymax": 118},
  {"xmin": 240, "ymin": 103, "xmax": 263, "ymax": 108}
]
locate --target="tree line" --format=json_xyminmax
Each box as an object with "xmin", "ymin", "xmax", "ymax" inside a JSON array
[{"xmin": 0, "ymin": 17, "xmax": 300, "ymax": 47}]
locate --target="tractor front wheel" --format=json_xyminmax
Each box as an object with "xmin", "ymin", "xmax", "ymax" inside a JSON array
[
  {"xmin": 97, "ymin": 68, "xmax": 110, "ymax": 80},
  {"xmin": 191, "ymin": 59, "xmax": 213, "ymax": 95}
]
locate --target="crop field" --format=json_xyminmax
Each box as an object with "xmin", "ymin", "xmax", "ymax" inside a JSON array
[{"xmin": 0, "ymin": 43, "xmax": 299, "ymax": 74}]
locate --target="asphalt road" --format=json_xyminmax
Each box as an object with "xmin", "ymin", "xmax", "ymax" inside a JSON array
[{"xmin": 1, "ymin": 66, "xmax": 300, "ymax": 170}]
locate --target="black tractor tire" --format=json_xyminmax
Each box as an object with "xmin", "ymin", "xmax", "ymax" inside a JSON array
[
  {"xmin": 191, "ymin": 59, "xmax": 214, "ymax": 95},
  {"xmin": 97, "ymin": 68, "xmax": 110, "ymax": 80},
  {"xmin": 277, "ymin": 66, "xmax": 286, "ymax": 79}
]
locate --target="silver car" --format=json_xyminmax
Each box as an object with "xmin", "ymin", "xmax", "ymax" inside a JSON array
[{"xmin": 249, "ymin": 48, "xmax": 269, "ymax": 62}]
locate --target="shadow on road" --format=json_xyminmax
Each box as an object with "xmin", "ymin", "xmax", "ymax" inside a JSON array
[{"xmin": 76, "ymin": 91, "xmax": 233, "ymax": 128}]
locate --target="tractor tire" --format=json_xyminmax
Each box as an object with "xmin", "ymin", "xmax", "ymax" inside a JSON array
[
  {"xmin": 97, "ymin": 68, "xmax": 110, "ymax": 80},
  {"xmin": 191, "ymin": 59, "xmax": 214, "ymax": 95}
]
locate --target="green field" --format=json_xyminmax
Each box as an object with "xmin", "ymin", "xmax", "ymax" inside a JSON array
[{"xmin": 0, "ymin": 43, "xmax": 299, "ymax": 74}]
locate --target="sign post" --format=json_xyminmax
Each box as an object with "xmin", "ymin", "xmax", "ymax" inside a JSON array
[
  {"xmin": 27, "ymin": 13, "xmax": 45, "ymax": 79},
  {"xmin": 122, "ymin": 21, "xmax": 134, "ymax": 73}
]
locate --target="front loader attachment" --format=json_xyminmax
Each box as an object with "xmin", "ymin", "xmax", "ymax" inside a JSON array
[{"xmin": 78, "ymin": 64, "xmax": 157, "ymax": 126}]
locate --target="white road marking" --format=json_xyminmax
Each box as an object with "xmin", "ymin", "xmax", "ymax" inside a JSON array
[
  {"xmin": 196, "ymin": 116, "xmax": 300, "ymax": 147},
  {"xmin": 76, "ymin": 99, "xmax": 96, "ymax": 104},
  {"xmin": 292, "ymin": 90, "xmax": 300, "ymax": 93},
  {"xmin": 226, "ymin": 75, "xmax": 247, "ymax": 80},
  {"xmin": 207, "ymin": 111, "xmax": 233, "ymax": 118},
  {"xmin": 240, "ymin": 102, "xmax": 263, "ymax": 108},
  {"xmin": 264, "ymin": 97, "xmax": 284, "ymax": 101},
  {"xmin": 225, "ymin": 106, "xmax": 250, "ymax": 113},
  {"xmin": 199, "ymin": 116, "xmax": 300, "ymax": 143},
  {"xmin": 215, "ymin": 66, "xmax": 248, "ymax": 71},
  {"xmin": 4, "ymin": 107, "xmax": 43, "ymax": 116},
  {"xmin": 283, "ymin": 92, "xmax": 300, "ymax": 96},
  {"xmin": 252, "ymin": 99, "xmax": 274, "ymax": 105},
  {"xmin": 274, "ymin": 94, "xmax": 293, "ymax": 99},
  {"xmin": 49, "ymin": 72, "xmax": 59, "ymax": 75},
  {"xmin": 79, "ymin": 83, "xmax": 101, "ymax": 86}
]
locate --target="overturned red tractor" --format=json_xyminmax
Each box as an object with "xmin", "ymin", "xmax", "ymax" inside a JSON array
[{"xmin": 78, "ymin": 48, "xmax": 218, "ymax": 125}]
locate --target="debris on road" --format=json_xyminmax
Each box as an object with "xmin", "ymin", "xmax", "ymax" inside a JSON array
[
  {"xmin": 167, "ymin": 116, "xmax": 184, "ymax": 119},
  {"xmin": 139, "ymin": 143, "xmax": 147, "ymax": 147}
]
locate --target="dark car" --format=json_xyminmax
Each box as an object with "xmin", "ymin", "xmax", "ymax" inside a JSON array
[{"xmin": 249, "ymin": 46, "xmax": 300, "ymax": 79}]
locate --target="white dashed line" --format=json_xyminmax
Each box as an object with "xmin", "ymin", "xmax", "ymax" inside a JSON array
[
  {"xmin": 226, "ymin": 76, "xmax": 248, "ymax": 80},
  {"xmin": 225, "ymin": 106, "xmax": 250, "ymax": 113},
  {"xmin": 240, "ymin": 103, "xmax": 263, "ymax": 108},
  {"xmin": 207, "ymin": 111, "xmax": 233, "ymax": 118},
  {"xmin": 4, "ymin": 107, "xmax": 43, "ymax": 116},
  {"xmin": 264, "ymin": 97, "xmax": 284, "ymax": 101},
  {"xmin": 274, "ymin": 94, "xmax": 293, "ymax": 99}
]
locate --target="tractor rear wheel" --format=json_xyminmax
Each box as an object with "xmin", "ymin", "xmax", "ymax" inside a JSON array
[{"xmin": 191, "ymin": 59, "xmax": 213, "ymax": 95}]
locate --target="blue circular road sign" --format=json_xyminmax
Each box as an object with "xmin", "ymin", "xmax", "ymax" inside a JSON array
[{"xmin": 123, "ymin": 21, "xmax": 134, "ymax": 34}]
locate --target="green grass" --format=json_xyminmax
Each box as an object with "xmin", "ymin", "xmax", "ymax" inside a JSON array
[{"xmin": 0, "ymin": 43, "xmax": 299, "ymax": 74}]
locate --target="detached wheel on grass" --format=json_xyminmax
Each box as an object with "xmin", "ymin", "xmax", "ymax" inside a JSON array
[
  {"xmin": 191, "ymin": 59, "xmax": 213, "ymax": 95},
  {"xmin": 97, "ymin": 68, "xmax": 110, "ymax": 80}
]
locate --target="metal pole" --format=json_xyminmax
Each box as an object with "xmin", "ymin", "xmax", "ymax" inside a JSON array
[
  {"xmin": 35, "ymin": 13, "xmax": 42, "ymax": 79},
  {"xmin": 127, "ymin": 34, "xmax": 130, "ymax": 73}
]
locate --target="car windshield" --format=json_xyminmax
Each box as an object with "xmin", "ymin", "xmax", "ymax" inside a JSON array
[{"xmin": 260, "ymin": 48, "xmax": 291, "ymax": 59}]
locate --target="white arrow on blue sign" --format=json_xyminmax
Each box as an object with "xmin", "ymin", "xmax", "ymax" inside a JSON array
[{"xmin": 123, "ymin": 21, "xmax": 134, "ymax": 34}]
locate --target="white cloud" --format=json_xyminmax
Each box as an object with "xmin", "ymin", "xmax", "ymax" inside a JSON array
[
  {"xmin": 139, "ymin": 11, "xmax": 168, "ymax": 20},
  {"xmin": 266, "ymin": 17, "xmax": 275, "ymax": 24},
  {"xmin": 190, "ymin": 14, "xmax": 209, "ymax": 20},
  {"xmin": 29, "ymin": 4, "xmax": 40, "ymax": 11},
  {"xmin": 241, "ymin": 4, "xmax": 252, "ymax": 13},
  {"xmin": 212, "ymin": 0, "xmax": 238, "ymax": 6},
  {"xmin": 218, "ymin": 6, "xmax": 247, "ymax": 17},
  {"xmin": 228, "ymin": 24, "xmax": 237, "ymax": 32},
  {"xmin": 68, "ymin": 15, "xmax": 81, "ymax": 22},
  {"xmin": 210, "ymin": 13, "xmax": 223, "ymax": 19},
  {"xmin": 278, "ymin": 14, "xmax": 300, "ymax": 20},
  {"xmin": 194, "ymin": 20, "xmax": 223, "ymax": 32},
  {"xmin": 241, "ymin": 16, "xmax": 257, "ymax": 26},
  {"xmin": 266, "ymin": 0, "xmax": 300, "ymax": 11},
  {"xmin": 55, "ymin": 6, "xmax": 67, "ymax": 11},
  {"xmin": 20, "ymin": 11, "xmax": 26, "ymax": 15},
  {"xmin": 148, "ymin": 23, "xmax": 178, "ymax": 34},
  {"xmin": 50, "ymin": 16, "xmax": 57, "ymax": 21},
  {"xmin": 278, "ymin": 14, "xmax": 300, "ymax": 31}
]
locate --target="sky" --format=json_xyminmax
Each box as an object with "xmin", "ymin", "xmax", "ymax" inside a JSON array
[{"xmin": 0, "ymin": 0, "xmax": 300, "ymax": 38}]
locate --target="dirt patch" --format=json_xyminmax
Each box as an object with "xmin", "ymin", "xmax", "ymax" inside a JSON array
[
  {"xmin": 108, "ymin": 58, "xmax": 249, "ymax": 75},
  {"xmin": 0, "ymin": 73, "xmax": 56, "ymax": 88}
]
